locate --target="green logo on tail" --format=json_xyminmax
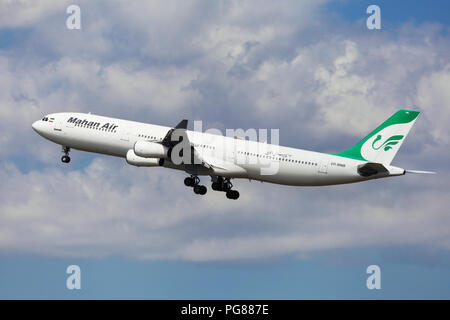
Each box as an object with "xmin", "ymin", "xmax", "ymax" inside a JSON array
[{"xmin": 372, "ymin": 135, "xmax": 404, "ymax": 151}]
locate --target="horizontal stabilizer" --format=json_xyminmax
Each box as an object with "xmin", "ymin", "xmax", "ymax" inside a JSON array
[{"xmin": 405, "ymin": 169, "xmax": 436, "ymax": 174}]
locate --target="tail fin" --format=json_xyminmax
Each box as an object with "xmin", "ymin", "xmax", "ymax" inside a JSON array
[{"xmin": 334, "ymin": 109, "xmax": 420, "ymax": 165}]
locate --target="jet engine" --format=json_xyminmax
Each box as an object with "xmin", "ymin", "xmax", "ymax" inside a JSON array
[
  {"xmin": 134, "ymin": 141, "xmax": 169, "ymax": 158},
  {"xmin": 126, "ymin": 149, "xmax": 160, "ymax": 167}
]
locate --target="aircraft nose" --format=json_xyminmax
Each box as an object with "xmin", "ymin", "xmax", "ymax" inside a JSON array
[{"xmin": 32, "ymin": 120, "xmax": 40, "ymax": 133}]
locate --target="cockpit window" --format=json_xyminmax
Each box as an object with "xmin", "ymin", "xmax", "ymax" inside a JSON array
[{"xmin": 42, "ymin": 117, "xmax": 49, "ymax": 121}]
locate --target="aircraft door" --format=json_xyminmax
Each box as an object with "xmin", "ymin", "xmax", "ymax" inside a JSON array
[
  {"xmin": 53, "ymin": 118, "xmax": 64, "ymax": 134},
  {"xmin": 318, "ymin": 159, "xmax": 328, "ymax": 174},
  {"xmin": 120, "ymin": 131, "xmax": 130, "ymax": 142}
]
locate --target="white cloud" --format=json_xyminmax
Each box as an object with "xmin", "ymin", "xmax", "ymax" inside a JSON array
[
  {"xmin": 102, "ymin": 64, "xmax": 201, "ymax": 112},
  {"xmin": 0, "ymin": 57, "xmax": 200, "ymax": 159},
  {"xmin": 0, "ymin": 0, "xmax": 70, "ymax": 28},
  {"xmin": 416, "ymin": 65, "xmax": 450, "ymax": 143},
  {"xmin": 0, "ymin": 158, "xmax": 447, "ymax": 261}
]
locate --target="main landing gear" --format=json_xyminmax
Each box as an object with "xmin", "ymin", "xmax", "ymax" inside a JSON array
[
  {"xmin": 212, "ymin": 177, "xmax": 239, "ymax": 200},
  {"xmin": 61, "ymin": 146, "xmax": 71, "ymax": 163},
  {"xmin": 184, "ymin": 175, "xmax": 239, "ymax": 199},
  {"xmin": 184, "ymin": 175, "xmax": 207, "ymax": 195}
]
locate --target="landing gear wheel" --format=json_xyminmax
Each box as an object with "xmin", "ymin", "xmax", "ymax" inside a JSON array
[
  {"xmin": 223, "ymin": 182, "xmax": 232, "ymax": 192},
  {"xmin": 61, "ymin": 155, "xmax": 71, "ymax": 163},
  {"xmin": 193, "ymin": 185, "xmax": 207, "ymax": 195},
  {"xmin": 61, "ymin": 146, "xmax": 71, "ymax": 163},
  {"xmin": 184, "ymin": 175, "xmax": 199, "ymax": 187},
  {"xmin": 211, "ymin": 177, "xmax": 232, "ymax": 192},
  {"xmin": 226, "ymin": 190, "xmax": 239, "ymax": 200},
  {"xmin": 184, "ymin": 177, "xmax": 195, "ymax": 187},
  {"xmin": 185, "ymin": 175, "xmax": 206, "ymax": 195}
]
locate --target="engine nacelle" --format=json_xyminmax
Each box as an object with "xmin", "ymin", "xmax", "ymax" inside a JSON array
[
  {"xmin": 126, "ymin": 149, "xmax": 160, "ymax": 167},
  {"xmin": 134, "ymin": 141, "xmax": 169, "ymax": 158}
]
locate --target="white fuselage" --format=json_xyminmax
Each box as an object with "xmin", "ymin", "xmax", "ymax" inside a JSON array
[{"xmin": 32, "ymin": 112, "xmax": 405, "ymax": 186}]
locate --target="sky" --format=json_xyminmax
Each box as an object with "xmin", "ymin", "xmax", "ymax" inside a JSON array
[{"xmin": 0, "ymin": 0, "xmax": 449, "ymax": 299}]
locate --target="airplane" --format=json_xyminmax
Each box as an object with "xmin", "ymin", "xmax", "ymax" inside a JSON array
[{"xmin": 32, "ymin": 109, "xmax": 434, "ymax": 200}]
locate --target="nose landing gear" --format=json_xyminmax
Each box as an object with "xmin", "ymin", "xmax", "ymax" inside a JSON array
[{"xmin": 61, "ymin": 146, "xmax": 71, "ymax": 163}]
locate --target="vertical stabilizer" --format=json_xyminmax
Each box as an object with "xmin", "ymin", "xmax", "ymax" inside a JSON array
[{"xmin": 334, "ymin": 110, "xmax": 420, "ymax": 165}]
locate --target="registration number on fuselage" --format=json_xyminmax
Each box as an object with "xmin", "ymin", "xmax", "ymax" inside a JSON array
[{"xmin": 330, "ymin": 162, "xmax": 346, "ymax": 168}]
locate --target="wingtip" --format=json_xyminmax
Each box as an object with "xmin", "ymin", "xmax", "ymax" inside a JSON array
[{"xmin": 175, "ymin": 119, "xmax": 188, "ymax": 129}]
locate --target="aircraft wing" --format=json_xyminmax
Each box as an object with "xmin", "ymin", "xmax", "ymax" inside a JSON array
[
  {"xmin": 161, "ymin": 119, "xmax": 247, "ymax": 177},
  {"xmin": 160, "ymin": 119, "xmax": 188, "ymax": 147},
  {"xmin": 196, "ymin": 152, "xmax": 247, "ymax": 177}
]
